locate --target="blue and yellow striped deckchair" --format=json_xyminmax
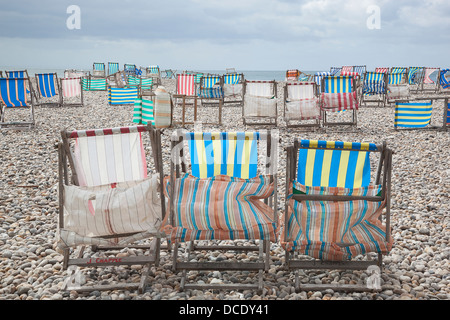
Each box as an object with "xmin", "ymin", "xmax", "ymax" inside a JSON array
[
  {"xmin": 147, "ymin": 66, "xmax": 160, "ymax": 75},
  {"xmin": 108, "ymin": 86, "xmax": 138, "ymax": 105},
  {"xmin": 408, "ymin": 67, "xmax": 423, "ymax": 84},
  {"xmin": 297, "ymin": 140, "xmax": 376, "ymax": 189},
  {"xmin": 186, "ymin": 132, "xmax": 259, "ymax": 179},
  {"xmin": 108, "ymin": 62, "xmax": 120, "ymax": 75},
  {"xmin": 389, "ymin": 67, "xmax": 407, "ymax": 85},
  {"xmin": 440, "ymin": 69, "xmax": 450, "ymax": 91},
  {"xmin": 323, "ymin": 75, "xmax": 354, "ymax": 93},
  {"xmin": 0, "ymin": 78, "xmax": 35, "ymax": 129},
  {"xmin": 394, "ymin": 100, "xmax": 433, "ymax": 129},
  {"xmin": 198, "ymin": 75, "xmax": 223, "ymax": 99},
  {"xmin": 223, "ymin": 73, "xmax": 241, "ymax": 85}
]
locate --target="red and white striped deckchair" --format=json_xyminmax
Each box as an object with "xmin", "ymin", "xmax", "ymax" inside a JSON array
[
  {"xmin": 58, "ymin": 124, "xmax": 166, "ymax": 293},
  {"xmin": 375, "ymin": 67, "xmax": 389, "ymax": 74},
  {"xmin": 173, "ymin": 74, "xmax": 198, "ymax": 126},
  {"xmin": 60, "ymin": 77, "xmax": 84, "ymax": 107}
]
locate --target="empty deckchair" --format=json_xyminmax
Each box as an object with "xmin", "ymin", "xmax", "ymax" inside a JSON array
[
  {"xmin": 35, "ymin": 73, "xmax": 61, "ymax": 107},
  {"xmin": 386, "ymin": 67, "xmax": 409, "ymax": 104},
  {"xmin": 5, "ymin": 69, "xmax": 37, "ymax": 101},
  {"xmin": 0, "ymin": 77, "xmax": 35, "ymax": 130},
  {"xmin": 282, "ymin": 139, "xmax": 393, "ymax": 292},
  {"xmin": 361, "ymin": 71, "xmax": 387, "ymax": 107},
  {"xmin": 407, "ymin": 67, "xmax": 424, "ymax": 93},
  {"xmin": 284, "ymin": 81, "xmax": 320, "ymax": 129},
  {"xmin": 320, "ymin": 75, "xmax": 359, "ymax": 127},
  {"xmin": 108, "ymin": 86, "xmax": 138, "ymax": 105},
  {"xmin": 421, "ymin": 68, "xmax": 440, "ymax": 93},
  {"xmin": 173, "ymin": 74, "xmax": 198, "ymax": 126},
  {"xmin": 133, "ymin": 94, "xmax": 155, "ymax": 126},
  {"xmin": 353, "ymin": 65, "xmax": 367, "ymax": 78},
  {"xmin": 286, "ymin": 69, "xmax": 301, "ymax": 81},
  {"xmin": 439, "ymin": 69, "xmax": 450, "ymax": 92},
  {"xmin": 375, "ymin": 67, "xmax": 389, "ymax": 74},
  {"xmin": 92, "ymin": 62, "xmax": 106, "ymax": 78},
  {"xmin": 60, "ymin": 77, "xmax": 84, "ymax": 107},
  {"xmin": 330, "ymin": 67, "xmax": 341, "ymax": 76},
  {"xmin": 243, "ymin": 80, "xmax": 278, "ymax": 126},
  {"xmin": 124, "ymin": 64, "xmax": 137, "ymax": 76},
  {"xmin": 162, "ymin": 69, "xmax": 176, "ymax": 79},
  {"xmin": 223, "ymin": 73, "xmax": 244, "ymax": 107},
  {"xmin": 197, "ymin": 74, "xmax": 224, "ymax": 125},
  {"xmin": 314, "ymin": 72, "xmax": 331, "ymax": 95},
  {"xmin": 58, "ymin": 124, "xmax": 165, "ymax": 293},
  {"xmin": 162, "ymin": 130, "xmax": 278, "ymax": 293},
  {"xmin": 146, "ymin": 66, "xmax": 162, "ymax": 85},
  {"xmin": 108, "ymin": 62, "xmax": 120, "ymax": 76},
  {"xmin": 81, "ymin": 75, "xmax": 107, "ymax": 91}
]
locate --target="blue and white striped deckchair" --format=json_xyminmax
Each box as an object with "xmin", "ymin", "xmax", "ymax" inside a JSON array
[
  {"xmin": 5, "ymin": 70, "xmax": 34, "ymax": 96},
  {"xmin": 353, "ymin": 65, "xmax": 366, "ymax": 77},
  {"xmin": 362, "ymin": 71, "xmax": 387, "ymax": 107},
  {"xmin": 440, "ymin": 69, "xmax": 450, "ymax": 91},
  {"xmin": 108, "ymin": 62, "xmax": 120, "ymax": 75},
  {"xmin": 108, "ymin": 86, "xmax": 138, "ymax": 105},
  {"xmin": 0, "ymin": 78, "xmax": 35, "ymax": 129},
  {"xmin": 92, "ymin": 62, "xmax": 105, "ymax": 77},
  {"xmin": 394, "ymin": 100, "xmax": 433, "ymax": 129},
  {"xmin": 330, "ymin": 67, "xmax": 341, "ymax": 76},
  {"xmin": 35, "ymin": 73, "xmax": 61, "ymax": 107},
  {"xmin": 314, "ymin": 72, "xmax": 331, "ymax": 95},
  {"xmin": 197, "ymin": 75, "xmax": 224, "ymax": 125},
  {"xmin": 124, "ymin": 64, "xmax": 136, "ymax": 76}
]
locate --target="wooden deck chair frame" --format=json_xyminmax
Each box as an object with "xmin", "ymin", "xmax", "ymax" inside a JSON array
[
  {"xmin": 283, "ymin": 81, "xmax": 321, "ymax": 129},
  {"xmin": 58, "ymin": 124, "xmax": 166, "ymax": 293},
  {"xmin": 35, "ymin": 73, "xmax": 62, "ymax": 107},
  {"xmin": 420, "ymin": 67, "xmax": 441, "ymax": 93},
  {"xmin": 394, "ymin": 95, "xmax": 450, "ymax": 131},
  {"xmin": 407, "ymin": 67, "xmax": 425, "ymax": 93},
  {"xmin": 361, "ymin": 71, "xmax": 388, "ymax": 107},
  {"xmin": 197, "ymin": 74, "xmax": 224, "ymax": 126},
  {"xmin": 0, "ymin": 77, "xmax": 36, "ymax": 130},
  {"xmin": 242, "ymin": 80, "xmax": 278, "ymax": 126},
  {"xmin": 146, "ymin": 66, "xmax": 162, "ymax": 86},
  {"xmin": 386, "ymin": 67, "xmax": 409, "ymax": 105},
  {"xmin": 162, "ymin": 69, "xmax": 177, "ymax": 79},
  {"xmin": 320, "ymin": 75, "xmax": 359, "ymax": 127},
  {"xmin": 59, "ymin": 77, "xmax": 84, "ymax": 107},
  {"xmin": 222, "ymin": 73, "xmax": 245, "ymax": 107},
  {"xmin": 166, "ymin": 129, "xmax": 278, "ymax": 293},
  {"xmin": 283, "ymin": 139, "xmax": 393, "ymax": 292},
  {"xmin": 173, "ymin": 74, "xmax": 198, "ymax": 127},
  {"xmin": 92, "ymin": 62, "xmax": 106, "ymax": 78}
]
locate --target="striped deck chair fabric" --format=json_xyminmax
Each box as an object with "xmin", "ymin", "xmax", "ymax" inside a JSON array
[
  {"xmin": 353, "ymin": 66, "xmax": 366, "ymax": 77},
  {"xmin": 423, "ymin": 68, "xmax": 439, "ymax": 84},
  {"xmin": 61, "ymin": 78, "xmax": 81, "ymax": 98},
  {"xmin": 36, "ymin": 73, "xmax": 58, "ymax": 98},
  {"xmin": 330, "ymin": 67, "xmax": 341, "ymax": 76},
  {"xmin": 341, "ymin": 66, "xmax": 353, "ymax": 73},
  {"xmin": 153, "ymin": 86, "xmax": 172, "ymax": 128},
  {"xmin": 286, "ymin": 69, "xmax": 300, "ymax": 81},
  {"xmin": 315, "ymin": 72, "xmax": 331, "ymax": 87},
  {"xmin": 440, "ymin": 69, "xmax": 450, "ymax": 90},
  {"xmin": 408, "ymin": 67, "xmax": 423, "ymax": 84},
  {"xmin": 132, "ymin": 97, "xmax": 154, "ymax": 125},
  {"xmin": 93, "ymin": 63, "xmax": 105, "ymax": 71},
  {"xmin": 285, "ymin": 82, "xmax": 320, "ymax": 120},
  {"xmin": 0, "ymin": 78, "xmax": 28, "ymax": 107},
  {"xmin": 108, "ymin": 86, "xmax": 138, "ymax": 105},
  {"xmin": 363, "ymin": 72, "xmax": 386, "ymax": 95},
  {"xmin": 321, "ymin": 76, "xmax": 358, "ymax": 111},
  {"xmin": 147, "ymin": 66, "xmax": 160, "ymax": 75},
  {"xmin": 60, "ymin": 126, "xmax": 162, "ymax": 248},
  {"xmin": 389, "ymin": 68, "xmax": 407, "ymax": 85},
  {"xmin": 375, "ymin": 68, "xmax": 389, "ymax": 74},
  {"xmin": 447, "ymin": 102, "xmax": 450, "ymax": 125},
  {"xmin": 81, "ymin": 78, "xmax": 107, "ymax": 91},
  {"xmin": 140, "ymin": 77, "xmax": 153, "ymax": 91},
  {"xmin": 6, "ymin": 70, "xmax": 32, "ymax": 94},
  {"xmin": 282, "ymin": 140, "xmax": 391, "ymax": 260},
  {"xmin": 108, "ymin": 62, "xmax": 120, "ymax": 75},
  {"xmin": 177, "ymin": 74, "xmax": 196, "ymax": 96},
  {"xmin": 395, "ymin": 100, "xmax": 433, "ymax": 129},
  {"xmin": 127, "ymin": 75, "xmax": 140, "ymax": 88},
  {"xmin": 244, "ymin": 81, "xmax": 277, "ymax": 117},
  {"xmin": 161, "ymin": 131, "xmax": 276, "ymax": 242},
  {"xmin": 223, "ymin": 74, "xmax": 243, "ymax": 97},
  {"xmin": 341, "ymin": 71, "xmax": 359, "ymax": 78},
  {"xmin": 199, "ymin": 75, "xmax": 223, "ymax": 98}
]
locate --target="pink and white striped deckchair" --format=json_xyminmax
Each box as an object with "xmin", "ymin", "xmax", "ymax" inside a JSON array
[
  {"xmin": 60, "ymin": 77, "xmax": 84, "ymax": 107},
  {"xmin": 284, "ymin": 81, "xmax": 320, "ymax": 128},
  {"xmin": 341, "ymin": 66, "xmax": 353, "ymax": 73},
  {"xmin": 421, "ymin": 68, "xmax": 440, "ymax": 93},
  {"xmin": 174, "ymin": 74, "xmax": 198, "ymax": 126},
  {"xmin": 58, "ymin": 124, "xmax": 165, "ymax": 293},
  {"xmin": 375, "ymin": 67, "xmax": 389, "ymax": 74}
]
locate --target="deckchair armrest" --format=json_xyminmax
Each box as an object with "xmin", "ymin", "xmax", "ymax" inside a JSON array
[{"xmin": 291, "ymin": 194, "xmax": 384, "ymax": 202}]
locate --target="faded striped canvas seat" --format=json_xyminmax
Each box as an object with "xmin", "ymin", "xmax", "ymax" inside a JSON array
[
  {"xmin": 60, "ymin": 77, "xmax": 83, "ymax": 107},
  {"xmin": 243, "ymin": 80, "xmax": 278, "ymax": 125},
  {"xmin": 81, "ymin": 77, "xmax": 107, "ymax": 91},
  {"xmin": 163, "ymin": 130, "xmax": 278, "ymax": 293},
  {"xmin": 58, "ymin": 124, "xmax": 165, "ymax": 293},
  {"xmin": 282, "ymin": 139, "xmax": 393, "ymax": 292},
  {"xmin": 222, "ymin": 73, "xmax": 244, "ymax": 102},
  {"xmin": 284, "ymin": 81, "xmax": 320, "ymax": 128}
]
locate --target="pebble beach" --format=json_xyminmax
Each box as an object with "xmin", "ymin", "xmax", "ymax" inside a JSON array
[{"xmin": 0, "ymin": 77, "xmax": 448, "ymax": 301}]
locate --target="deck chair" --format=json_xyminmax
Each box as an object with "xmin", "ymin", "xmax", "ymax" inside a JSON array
[
  {"xmin": 282, "ymin": 139, "xmax": 393, "ymax": 292},
  {"xmin": 173, "ymin": 74, "xmax": 198, "ymax": 126},
  {"xmin": 284, "ymin": 81, "xmax": 320, "ymax": 129},
  {"xmin": 353, "ymin": 66, "xmax": 367, "ymax": 78},
  {"xmin": 58, "ymin": 124, "xmax": 166, "ymax": 293},
  {"xmin": 81, "ymin": 75, "xmax": 107, "ymax": 91},
  {"xmin": 0, "ymin": 77, "xmax": 36, "ymax": 130},
  {"xmin": 420, "ymin": 68, "xmax": 440, "ymax": 93},
  {"xmin": 286, "ymin": 69, "xmax": 301, "ymax": 81},
  {"xmin": 60, "ymin": 77, "xmax": 84, "ymax": 107},
  {"xmin": 5, "ymin": 70, "xmax": 37, "ymax": 101},
  {"xmin": 162, "ymin": 130, "xmax": 278, "ymax": 293},
  {"xmin": 375, "ymin": 67, "xmax": 389, "ymax": 74},
  {"xmin": 386, "ymin": 67, "xmax": 409, "ymax": 104},
  {"xmin": 124, "ymin": 64, "xmax": 137, "ymax": 76},
  {"xmin": 140, "ymin": 77, "xmax": 154, "ymax": 95},
  {"xmin": 146, "ymin": 66, "xmax": 162, "ymax": 85},
  {"xmin": 330, "ymin": 67, "xmax": 341, "ymax": 76},
  {"xmin": 162, "ymin": 69, "xmax": 176, "ymax": 79},
  {"xmin": 439, "ymin": 69, "xmax": 450, "ymax": 92},
  {"xmin": 407, "ymin": 67, "xmax": 424, "ymax": 93},
  {"xmin": 242, "ymin": 80, "xmax": 278, "ymax": 126},
  {"xmin": 108, "ymin": 86, "xmax": 138, "ymax": 105},
  {"xmin": 314, "ymin": 72, "xmax": 331, "ymax": 95},
  {"xmin": 35, "ymin": 73, "xmax": 61, "ymax": 107},
  {"xmin": 222, "ymin": 73, "xmax": 244, "ymax": 107},
  {"xmin": 108, "ymin": 62, "xmax": 120, "ymax": 76},
  {"xmin": 197, "ymin": 74, "xmax": 224, "ymax": 125},
  {"xmin": 320, "ymin": 75, "xmax": 359, "ymax": 127},
  {"xmin": 132, "ymin": 88, "xmax": 172, "ymax": 128},
  {"xmin": 361, "ymin": 71, "xmax": 388, "ymax": 107},
  {"xmin": 92, "ymin": 63, "xmax": 106, "ymax": 78}
]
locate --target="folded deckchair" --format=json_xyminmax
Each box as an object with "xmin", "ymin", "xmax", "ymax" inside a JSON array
[
  {"xmin": 0, "ymin": 77, "xmax": 35, "ymax": 130},
  {"xmin": 242, "ymin": 80, "xmax": 278, "ymax": 126},
  {"xmin": 92, "ymin": 62, "xmax": 106, "ymax": 78},
  {"xmin": 108, "ymin": 86, "xmax": 138, "ymax": 105},
  {"xmin": 173, "ymin": 74, "xmax": 198, "ymax": 126},
  {"xmin": 282, "ymin": 139, "xmax": 393, "ymax": 292},
  {"xmin": 81, "ymin": 75, "xmax": 108, "ymax": 91},
  {"xmin": 35, "ymin": 73, "xmax": 61, "ymax": 107},
  {"xmin": 60, "ymin": 77, "xmax": 84, "ymax": 107},
  {"xmin": 361, "ymin": 71, "xmax": 387, "ymax": 107},
  {"xmin": 197, "ymin": 74, "xmax": 224, "ymax": 125},
  {"xmin": 162, "ymin": 130, "xmax": 278, "ymax": 293},
  {"xmin": 420, "ymin": 67, "xmax": 440, "ymax": 93},
  {"xmin": 222, "ymin": 73, "xmax": 244, "ymax": 107},
  {"xmin": 108, "ymin": 62, "xmax": 120, "ymax": 76},
  {"xmin": 284, "ymin": 81, "xmax": 320, "ymax": 129},
  {"xmin": 386, "ymin": 67, "xmax": 409, "ymax": 104},
  {"xmin": 320, "ymin": 75, "xmax": 359, "ymax": 127},
  {"xmin": 58, "ymin": 124, "xmax": 166, "ymax": 293}
]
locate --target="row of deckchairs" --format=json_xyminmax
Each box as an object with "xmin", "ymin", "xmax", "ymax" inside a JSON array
[{"xmin": 57, "ymin": 123, "xmax": 394, "ymax": 293}]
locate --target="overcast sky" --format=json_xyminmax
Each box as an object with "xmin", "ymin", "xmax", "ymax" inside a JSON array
[{"xmin": 0, "ymin": 0, "xmax": 449, "ymax": 71}]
